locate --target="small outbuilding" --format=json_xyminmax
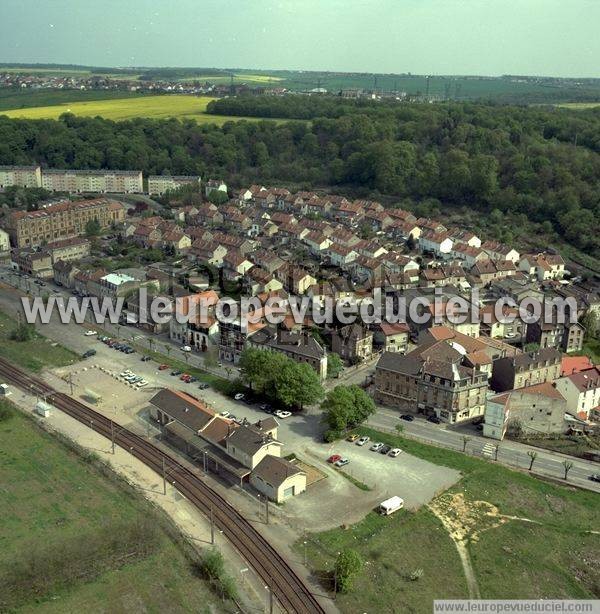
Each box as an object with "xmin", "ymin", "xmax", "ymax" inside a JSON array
[{"xmin": 250, "ymin": 455, "xmax": 306, "ymax": 503}]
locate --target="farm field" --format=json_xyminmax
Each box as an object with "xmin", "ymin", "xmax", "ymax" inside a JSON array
[
  {"xmin": 0, "ymin": 87, "xmax": 149, "ymax": 112},
  {"xmin": 0, "ymin": 404, "xmax": 225, "ymax": 612},
  {"xmin": 557, "ymin": 102, "xmax": 600, "ymax": 109},
  {"xmin": 1, "ymin": 94, "xmax": 273, "ymax": 124},
  {"xmin": 299, "ymin": 426, "xmax": 600, "ymax": 613}
]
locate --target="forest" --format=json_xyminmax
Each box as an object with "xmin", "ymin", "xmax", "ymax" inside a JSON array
[{"xmin": 0, "ymin": 96, "xmax": 599, "ymax": 258}]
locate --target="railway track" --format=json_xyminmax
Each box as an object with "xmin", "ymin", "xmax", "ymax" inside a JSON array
[{"xmin": 0, "ymin": 357, "xmax": 326, "ymax": 614}]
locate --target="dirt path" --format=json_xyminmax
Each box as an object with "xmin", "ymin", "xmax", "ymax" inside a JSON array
[{"xmin": 428, "ymin": 493, "xmax": 541, "ymax": 599}]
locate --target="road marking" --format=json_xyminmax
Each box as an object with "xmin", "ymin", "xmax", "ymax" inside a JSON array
[{"xmin": 482, "ymin": 443, "xmax": 496, "ymax": 457}]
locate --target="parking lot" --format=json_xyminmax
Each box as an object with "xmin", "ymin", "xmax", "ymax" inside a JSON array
[{"xmin": 39, "ymin": 327, "xmax": 462, "ymax": 530}]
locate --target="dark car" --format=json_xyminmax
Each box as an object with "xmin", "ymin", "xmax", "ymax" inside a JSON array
[
  {"xmin": 124, "ymin": 347, "xmax": 135, "ymax": 354},
  {"xmin": 427, "ymin": 415, "xmax": 441, "ymax": 424},
  {"xmin": 400, "ymin": 414, "xmax": 414, "ymax": 422},
  {"xmin": 82, "ymin": 349, "xmax": 96, "ymax": 358},
  {"xmin": 171, "ymin": 369, "xmax": 182, "ymax": 376},
  {"xmin": 141, "ymin": 355, "xmax": 151, "ymax": 362},
  {"xmin": 198, "ymin": 383, "xmax": 209, "ymax": 390},
  {"xmin": 379, "ymin": 445, "xmax": 392, "ymax": 455},
  {"xmin": 589, "ymin": 474, "xmax": 600, "ymax": 483}
]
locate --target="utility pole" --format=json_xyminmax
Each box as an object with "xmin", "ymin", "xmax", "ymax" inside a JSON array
[{"xmin": 210, "ymin": 507, "xmax": 215, "ymax": 544}]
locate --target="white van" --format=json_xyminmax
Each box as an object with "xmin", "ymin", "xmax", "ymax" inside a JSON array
[{"xmin": 379, "ymin": 496, "xmax": 404, "ymax": 516}]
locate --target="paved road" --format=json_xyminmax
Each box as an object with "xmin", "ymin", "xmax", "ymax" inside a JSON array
[
  {"xmin": 1, "ymin": 266, "xmax": 599, "ymax": 493},
  {"xmin": 368, "ymin": 408, "xmax": 600, "ymax": 490}
]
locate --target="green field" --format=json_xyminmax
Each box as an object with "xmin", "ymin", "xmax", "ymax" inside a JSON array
[
  {"xmin": 299, "ymin": 426, "xmax": 600, "ymax": 612},
  {"xmin": 0, "ymin": 87, "xmax": 150, "ymax": 112},
  {"xmin": 0, "ymin": 403, "xmax": 227, "ymax": 612},
  {"xmin": 0, "ymin": 308, "xmax": 79, "ymax": 372},
  {"xmin": 1, "ymin": 94, "xmax": 272, "ymax": 124},
  {"xmin": 557, "ymin": 102, "xmax": 600, "ymax": 109}
]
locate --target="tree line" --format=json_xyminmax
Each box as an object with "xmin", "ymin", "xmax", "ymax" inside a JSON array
[{"xmin": 1, "ymin": 97, "xmax": 599, "ymax": 257}]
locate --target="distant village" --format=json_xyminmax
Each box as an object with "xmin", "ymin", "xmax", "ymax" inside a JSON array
[{"xmin": 1, "ymin": 164, "xmax": 599, "ymax": 443}]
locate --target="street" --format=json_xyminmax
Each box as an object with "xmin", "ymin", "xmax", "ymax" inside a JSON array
[{"xmin": 1, "ymin": 265, "xmax": 599, "ymax": 493}]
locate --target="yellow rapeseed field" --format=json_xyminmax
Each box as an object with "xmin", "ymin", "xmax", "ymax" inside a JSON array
[{"xmin": 1, "ymin": 94, "xmax": 266, "ymax": 124}]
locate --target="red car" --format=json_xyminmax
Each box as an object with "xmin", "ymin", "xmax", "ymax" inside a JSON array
[
  {"xmin": 327, "ymin": 454, "xmax": 342, "ymax": 464},
  {"xmin": 180, "ymin": 374, "xmax": 191, "ymax": 382},
  {"xmin": 158, "ymin": 364, "xmax": 169, "ymax": 370}
]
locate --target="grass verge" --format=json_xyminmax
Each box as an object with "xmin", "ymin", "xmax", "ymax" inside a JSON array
[
  {"xmin": 0, "ymin": 399, "xmax": 235, "ymax": 612},
  {"xmin": 0, "ymin": 309, "xmax": 79, "ymax": 372},
  {"xmin": 297, "ymin": 425, "xmax": 600, "ymax": 612}
]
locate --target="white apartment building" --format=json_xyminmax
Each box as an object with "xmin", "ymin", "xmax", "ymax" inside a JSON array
[
  {"xmin": 41, "ymin": 169, "xmax": 143, "ymax": 194},
  {"xmin": 147, "ymin": 175, "xmax": 201, "ymax": 195},
  {"xmin": 0, "ymin": 165, "xmax": 42, "ymax": 188}
]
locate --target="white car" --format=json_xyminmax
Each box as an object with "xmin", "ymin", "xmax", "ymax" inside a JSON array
[
  {"xmin": 356, "ymin": 436, "xmax": 370, "ymax": 446},
  {"xmin": 388, "ymin": 448, "xmax": 403, "ymax": 457},
  {"xmin": 136, "ymin": 380, "xmax": 148, "ymax": 388},
  {"xmin": 274, "ymin": 410, "xmax": 292, "ymax": 419},
  {"xmin": 370, "ymin": 442, "xmax": 384, "ymax": 452},
  {"xmin": 234, "ymin": 393, "xmax": 245, "ymax": 401},
  {"xmin": 84, "ymin": 330, "xmax": 96, "ymax": 336},
  {"xmin": 181, "ymin": 345, "xmax": 192, "ymax": 352},
  {"xmin": 119, "ymin": 371, "xmax": 133, "ymax": 378},
  {"xmin": 220, "ymin": 411, "xmax": 231, "ymax": 418}
]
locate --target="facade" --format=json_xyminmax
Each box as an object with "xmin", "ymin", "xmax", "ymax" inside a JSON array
[
  {"xmin": 483, "ymin": 382, "xmax": 567, "ymax": 440},
  {"xmin": 374, "ymin": 322, "xmax": 410, "ymax": 354},
  {"xmin": 374, "ymin": 345, "xmax": 489, "ymax": 424},
  {"xmin": 490, "ymin": 348, "xmax": 562, "ymax": 392},
  {"xmin": 225, "ymin": 422, "xmax": 282, "ymax": 470},
  {"xmin": 247, "ymin": 328, "xmax": 328, "ymax": 380},
  {"xmin": 331, "ymin": 324, "xmax": 373, "ymax": 364},
  {"xmin": 554, "ymin": 366, "xmax": 600, "ymax": 421},
  {"xmin": 525, "ymin": 320, "xmax": 584, "ymax": 354},
  {"xmin": 11, "ymin": 249, "xmax": 53, "ymax": 278},
  {"xmin": 250, "ymin": 455, "xmax": 306, "ymax": 502},
  {"xmin": 7, "ymin": 198, "xmax": 125, "ymax": 247},
  {"xmin": 46, "ymin": 237, "xmax": 91, "ymax": 263},
  {"xmin": 148, "ymin": 175, "xmax": 201, "ymax": 196},
  {"xmin": 41, "ymin": 169, "xmax": 143, "ymax": 194},
  {"xmin": 0, "ymin": 165, "xmax": 42, "ymax": 188},
  {"xmin": 0, "ymin": 228, "xmax": 10, "ymax": 253}
]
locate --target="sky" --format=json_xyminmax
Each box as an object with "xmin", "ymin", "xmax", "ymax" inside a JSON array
[{"xmin": 0, "ymin": 0, "xmax": 598, "ymax": 78}]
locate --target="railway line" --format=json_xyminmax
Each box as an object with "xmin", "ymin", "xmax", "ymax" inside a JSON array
[{"xmin": 0, "ymin": 357, "xmax": 326, "ymax": 614}]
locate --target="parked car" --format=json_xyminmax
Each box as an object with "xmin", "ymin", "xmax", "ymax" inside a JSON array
[
  {"xmin": 220, "ymin": 411, "xmax": 231, "ymax": 418},
  {"xmin": 346, "ymin": 433, "xmax": 359, "ymax": 442},
  {"xmin": 187, "ymin": 376, "xmax": 198, "ymax": 383},
  {"xmin": 234, "ymin": 393, "xmax": 245, "ymax": 401},
  {"xmin": 119, "ymin": 371, "xmax": 132, "ymax": 378},
  {"xmin": 141, "ymin": 355, "xmax": 151, "ymax": 362},
  {"xmin": 180, "ymin": 373, "xmax": 191, "ymax": 381},
  {"xmin": 356, "ymin": 436, "xmax": 370, "ymax": 446},
  {"xmin": 171, "ymin": 370, "xmax": 182, "ymax": 376},
  {"xmin": 400, "ymin": 414, "xmax": 414, "ymax": 422},
  {"xmin": 82, "ymin": 349, "xmax": 96, "ymax": 358},
  {"xmin": 274, "ymin": 410, "xmax": 292, "ymax": 419},
  {"xmin": 370, "ymin": 442, "xmax": 384, "ymax": 452},
  {"xmin": 427, "ymin": 415, "xmax": 441, "ymax": 424},
  {"xmin": 259, "ymin": 403, "xmax": 271, "ymax": 412},
  {"xmin": 388, "ymin": 448, "xmax": 403, "ymax": 457},
  {"xmin": 334, "ymin": 458, "xmax": 350, "ymax": 467},
  {"xmin": 589, "ymin": 474, "xmax": 600, "ymax": 483},
  {"xmin": 379, "ymin": 445, "xmax": 392, "ymax": 455},
  {"xmin": 124, "ymin": 347, "xmax": 134, "ymax": 354},
  {"xmin": 327, "ymin": 454, "xmax": 342, "ymax": 464},
  {"xmin": 198, "ymin": 383, "xmax": 209, "ymax": 390},
  {"xmin": 181, "ymin": 345, "xmax": 192, "ymax": 352},
  {"xmin": 83, "ymin": 330, "xmax": 96, "ymax": 336},
  {"xmin": 158, "ymin": 364, "xmax": 169, "ymax": 370}
]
